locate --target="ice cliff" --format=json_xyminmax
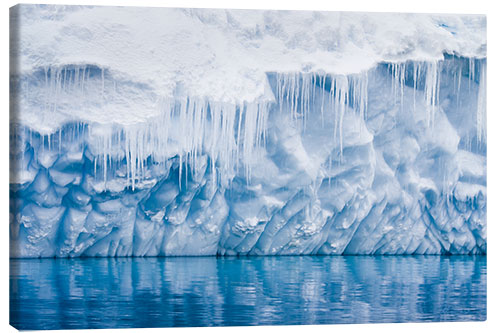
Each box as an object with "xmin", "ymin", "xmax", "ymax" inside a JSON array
[{"xmin": 9, "ymin": 5, "xmax": 486, "ymax": 257}]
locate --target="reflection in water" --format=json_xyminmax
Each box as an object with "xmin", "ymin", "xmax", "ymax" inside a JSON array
[{"xmin": 10, "ymin": 256, "xmax": 486, "ymax": 330}]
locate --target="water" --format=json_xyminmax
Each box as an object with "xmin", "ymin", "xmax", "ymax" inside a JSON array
[{"xmin": 10, "ymin": 255, "xmax": 486, "ymax": 330}]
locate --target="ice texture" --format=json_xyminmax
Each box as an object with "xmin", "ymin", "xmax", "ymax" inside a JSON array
[{"xmin": 10, "ymin": 5, "xmax": 486, "ymax": 257}]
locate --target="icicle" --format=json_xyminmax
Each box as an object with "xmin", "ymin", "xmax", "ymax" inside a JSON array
[
  {"xmin": 469, "ymin": 58, "xmax": 475, "ymax": 91},
  {"xmin": 178, "ymin": 152, "xmax": 183, "ymax": 189},
  {"xmin": 399, "ymin": 63, "xmax": 406, "ymax": 109},
  {"xmin": 349, "ymin": 72, "xmax": 368, "ymax": 120},
  {"xmin": 456, "ymin": 62, "xmax": 462, "ymax": 107},
  {"xmin": 389, "ymin": 62, "xmax": 406, "ymax": 111},
  {"xmin": 241, "ymin": 102, "xmax": 262, "ymax": 183},
  {"xmin": 424, "ymin": 60, "xmax": 440, "ymax": 128},
  {"xmin": 327, "ymin": 75, "xmax": 349, "ymax": 157},
  {"xmin": 413, "ymin": 62, "xmax": 419, "ymax": 112},
  {"xmin": 476, "ymin": 61, "xmax": 487, "ymax": 143},
  {"xmin": 320, "ymin": 74, "xmax": 326, "ymax": 124}
]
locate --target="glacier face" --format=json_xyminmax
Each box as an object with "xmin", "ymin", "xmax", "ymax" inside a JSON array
[{"xmin": 9, "ymin": 6, "xmax": 486, "ymax": 257}]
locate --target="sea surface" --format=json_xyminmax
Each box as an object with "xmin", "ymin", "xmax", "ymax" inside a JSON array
[{"xmin": 10, "ymin": 255, "xmax": 486, "ymax": 330}]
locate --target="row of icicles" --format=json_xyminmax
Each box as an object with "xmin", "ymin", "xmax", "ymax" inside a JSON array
[{"xmin": 23, "ymin": 58, "xmax": 486, "ymax": 190}]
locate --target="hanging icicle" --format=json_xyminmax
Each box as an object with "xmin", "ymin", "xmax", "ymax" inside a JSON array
[
  {"xmin": 424, "ymin": 60, "xmax": 440, "ymax": 128},
  {"xmin": 476, "ymin": 61, "xmax": 487, "ymax": 143},
  {"xmin": 86, "ymin": 97, "xmax": 269, "ymax": 190}
]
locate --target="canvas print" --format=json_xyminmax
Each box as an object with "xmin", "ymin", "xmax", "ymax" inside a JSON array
[{"xmin": 9, "ymin": 4, "xmax": 486, "ymax": 330}]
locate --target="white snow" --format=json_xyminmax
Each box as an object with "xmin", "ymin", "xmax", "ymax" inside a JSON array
[{"xmin": 11, "ymin": 5, "xmax": 486, "ymax": 127}]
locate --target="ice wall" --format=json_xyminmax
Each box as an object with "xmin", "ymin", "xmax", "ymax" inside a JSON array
[
  {"xmin": 10, "ymin": 6, "xmax": 486, "ymax": 257},
  {"xmin": 10, "ymin": 55, "xmax": 486, "ymax": 257}
]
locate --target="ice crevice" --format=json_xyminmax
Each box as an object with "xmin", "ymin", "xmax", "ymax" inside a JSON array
[{"xmin": 10, "ymin": 55, "xmax": 486, "ymax": 257}]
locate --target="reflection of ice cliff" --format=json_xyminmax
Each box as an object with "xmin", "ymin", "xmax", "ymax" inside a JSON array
[
  {"xmin": 9, "ymin": 6, "xmax": 486, "ymax": 257},
  {"xmin": 10, "ymin": 256, "xmax": 487, "ymax": 328}
]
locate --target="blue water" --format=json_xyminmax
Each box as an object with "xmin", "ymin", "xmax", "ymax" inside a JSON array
[{"xmin": 10, "ymin": 255, "xmax": 486, "ymax": 330}]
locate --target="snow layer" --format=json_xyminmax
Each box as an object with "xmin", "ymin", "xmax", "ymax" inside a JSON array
[
  {"xmin": 11, "ymin": 5, "xmax": 486, "ymax": 130},
  {"xmin": 9, "ymin": 5, "xmax": 486, "ymax": 257}
]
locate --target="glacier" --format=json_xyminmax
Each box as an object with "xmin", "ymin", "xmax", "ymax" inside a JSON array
[{"xmin": 9, "ymin": 5, "xmax": 486, "ymax": 257}]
